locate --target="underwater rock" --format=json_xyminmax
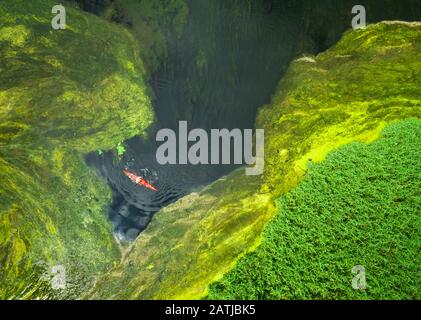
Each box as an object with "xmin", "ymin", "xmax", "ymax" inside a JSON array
[
  {"xmin": 87, "ymin": 21, "xmax": 420, "ymax": 299},
  {"xmin": 81, "ymin": 0, "xmax": 421, "ymax": 239},
  {"xmin": 125, "ymin": 228, "xmax": 141, "ymax": 241},
  {"xmin": 118, "ymin": 204, "xmax": 131, "ymax": 218}
]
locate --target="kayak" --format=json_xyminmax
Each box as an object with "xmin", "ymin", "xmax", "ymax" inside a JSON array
[{"xmin": 122, "ymin": 168, "xmax": 158, "ymax": 192}]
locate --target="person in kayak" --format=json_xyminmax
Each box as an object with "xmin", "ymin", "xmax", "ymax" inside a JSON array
[{"xmin": 122, "ymin": 168, "xmax": 158, "ymax": 192}]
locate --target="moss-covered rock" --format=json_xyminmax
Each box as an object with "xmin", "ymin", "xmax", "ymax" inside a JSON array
[
  {"xmin": 208, "ymin": 119, "xmax": 421, "ymax": 299},
  {"xmin": 88, "ymin": 21, "xmax": 420, "ymax": 299},
  {"xmin": 209, "ymin": 21, "xmax": 421, "ymax": 299},
  {"xmin": 257, "ymin": 21, "xmax": 421, "ymax": 196},
  {"xmin": 1, "ymin": 0, "xmax": 419, "ymax": 300},
  {"xmin": 87, "ymin": 170, "xmax": 274, "ymax": 299},
  {"xmin": 0, "ymin": 0, "xmax": 154, "ymax": 299}
]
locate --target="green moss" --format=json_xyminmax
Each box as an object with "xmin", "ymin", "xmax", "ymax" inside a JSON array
[
  {"xmin": 88, "ymin": 22, "xmax": 420, "ymax": 299},
  {"xmin": 208, "ymin": 119, "xmax": 421, "ymax": 299},
  {"xmin": 87, "ymin": 170, "xmax": 275, "ymax": 299},
  {"xmin": 207, "ymin": 22, "xmax": 421, "ymax": 300},
  {"xmin": 257, "ymin": 22, "xmax": 421, "ymax": 197},
  {"xmin": 0, "ymin": 0, "xmax": 154, "ymax": 299},
  {"xmin": 86, "ymin": 23, "xmax": 421, "ymax": 299},
  {"xmin": 0, "ymin": 25, "xmax": 31, "ymax": 47},
  {"xmin": 1, "ymin": 1, "xmax": 419, "ymax": 300}
]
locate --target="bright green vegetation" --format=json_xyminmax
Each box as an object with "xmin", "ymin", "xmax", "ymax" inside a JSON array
[
  {"xmin": 257, "ymin": 21, "xmax": 421, "ymax": 197},
  {"xmin": 116, "ymin": 142, "xmax": 126, "ymax": 158},
  {"xmin": 87, "ymin": 170, "xmax": 274, "ymax": 299},
  {"xmin": 0, "ymin": 0, "xmax": 154, "ymax": 299},
  {"xmin": 89, "ymin": 22, "xmax": 420, "ymax": 299},
  {"xmin": 208, "ymin": 119, "xmax": 421, "ymax": 299},
  {"xmin": 0, "ymin": 0, "xmax": 419, "ymax": 300}
]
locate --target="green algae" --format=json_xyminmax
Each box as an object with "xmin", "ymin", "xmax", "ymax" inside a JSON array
[
  {"xmin": 0, "ymin": 0, "xmax": 154, "ymax": 299},
  {"xmin": 257, "ymin": 22, "xmax": 421, "ymax": 197},
  {"xmin": 88, "ymin": 22, "xmax": 420, "ymax": 299},
  {"xmin": 208, "ymin": 119, "xmax": 421, "ymax": 299},
  {"xmin": 116, "ymin": 142, "xmax": 126, "ymax": 158},
  {"xmin": 88, "ymin": 170, "xmax": 275, "ymax": 299},
  {"xmin": 1, "ymin": 0, "xmax": 420, "ymax": 300},
  {"xmin": 207, "ymin": 22, "xmax": 421, "ymax": 299}
]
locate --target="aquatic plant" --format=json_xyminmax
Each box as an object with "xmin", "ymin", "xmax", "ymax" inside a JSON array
[
  {"xmin": 116, "ymin": 142, "xmax": 126, "ymax": 158},
  {"xmin": 102, "ymin": 0, "xmax": 189, "ymax": 74}
]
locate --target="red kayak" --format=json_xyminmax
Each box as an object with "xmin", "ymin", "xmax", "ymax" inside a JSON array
[{"xmin": 122, "ymin": 168, "xmax": 158, "ymax": 192}]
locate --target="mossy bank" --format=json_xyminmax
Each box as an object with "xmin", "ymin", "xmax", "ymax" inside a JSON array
[
  {"xmin": 88, "ymin": 22, "xmax": 420, "ymax": 299},
  {"xmin": 0, "ymin": 0, "xmax": 154, "ymax": 299},
  {"xmin": 209, "ymin": 119, "xmax": 420, "ymax": 299},
  {"xmin": 0, "ymin": 0, "xmax": 419, "ymax": 300}
]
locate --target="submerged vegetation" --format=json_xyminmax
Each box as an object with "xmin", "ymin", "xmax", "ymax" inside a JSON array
[
  {"xmin": 0, "ymin": 0, "xmax": 154, "ymax": 298},
  {"xmin": 96, "ymin": 0, "xmax": 189, "ymax": 75}
]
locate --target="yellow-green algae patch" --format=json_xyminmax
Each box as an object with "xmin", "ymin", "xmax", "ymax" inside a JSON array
[
  {"xmin": 88, "ymin": 171, "xmax": 275, "ymax": 299},
  {"xmin": 88, "ymin": 22, "xmax": 420, "ymax": 299},
  {"xmin": 209, "ymin": 119, "xmax": 421, "ymax": 299},
  {"xmin": 0, "ymin": 0, "xmax": 154, "ymax": 299}
]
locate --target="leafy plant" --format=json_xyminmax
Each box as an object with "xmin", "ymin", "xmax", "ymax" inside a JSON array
[{"xmin": 116, "ymin": 142, "xmax": 126, "ymax": 158}]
